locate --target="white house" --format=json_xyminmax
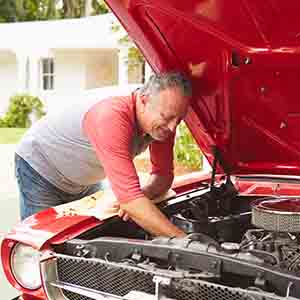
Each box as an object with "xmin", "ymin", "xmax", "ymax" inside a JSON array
[{"xmin": 0, "ymin": 13, "xmax": 152, "ymax": 114}]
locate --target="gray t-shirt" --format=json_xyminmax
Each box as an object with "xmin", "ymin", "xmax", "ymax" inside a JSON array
[{"xmin": 16, "ymin": 90, "xmax": 152, "ymax": 195}]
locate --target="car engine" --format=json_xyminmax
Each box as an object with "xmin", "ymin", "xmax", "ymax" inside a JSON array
[
  {"xmin": 54, "ymin": 181, "xmax": 300, "ymax": 299},
  {"xmin": 170, "ymin": 192, "xmax": 300, "ymax": 276},
  {"xmin": 244, "ymin": 197, "xmax": 300, "ymax": 274}
]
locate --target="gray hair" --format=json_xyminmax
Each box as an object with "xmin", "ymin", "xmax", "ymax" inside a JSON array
[{"xmin": 139, "ymin": 72, "xmax": 192, "ymax": 99}]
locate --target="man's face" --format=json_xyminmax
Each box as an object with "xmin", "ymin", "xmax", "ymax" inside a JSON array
[{"xmin": 141, "ymin": 87, "xmax": 190, "ymax": 141}]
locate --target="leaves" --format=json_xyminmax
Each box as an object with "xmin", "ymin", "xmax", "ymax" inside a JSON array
[
  {"xmin": 112, "ymin": 20, "xmax": 145, "ymax": 75},
  {"xmin": 57, "ymin": 0, "xmax": 109, "ymax": 18},
  {"xmin": 0, "ymin": 0, "xmax": 16, "ymax": 22},
  {"xmin": 92, "ymin": 0, "xmax": 109, "ymax": 15},
  {"xmin": 0, "ymin": 94, "xmax": 46, "ymax": 128},
  {"xmin": 0, "ymin": 0, "xmax": 109, "ymax": 22},
  {"xmin": 175, "ymin": 122, "xmax": 203, "ymax": 170}
]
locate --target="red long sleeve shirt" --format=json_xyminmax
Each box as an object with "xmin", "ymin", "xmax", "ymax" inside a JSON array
[{"xmin": 83, "ymin": 93, "xmax": 174, "ymax": 203}]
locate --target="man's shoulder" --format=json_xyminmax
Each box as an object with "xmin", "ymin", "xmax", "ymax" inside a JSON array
[
  {"xmin": 100, "ymin": 94, "xmax": 132, "ymax": 109},
  {"xmin": 87, "ymin": 94, "xmax": 135, "ymax": 123}
]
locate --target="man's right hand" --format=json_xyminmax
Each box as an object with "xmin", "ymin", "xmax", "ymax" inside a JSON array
[
  {"xmin": 118, "ymin": 208, "xmax": 130, "ymax": 222},
  {"xmin": 120, "ymin": 196, "xmax": 186, "ymax": 238}
]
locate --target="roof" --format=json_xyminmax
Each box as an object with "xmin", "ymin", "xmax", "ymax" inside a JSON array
[{"xmin": 0, "ymin": 13, "xmax": 121, "ymax": 53}]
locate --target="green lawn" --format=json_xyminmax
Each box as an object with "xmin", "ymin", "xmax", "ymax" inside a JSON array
[{"xmin": 0, "ymin": 128, "xmax": 27, "ymax": 144}]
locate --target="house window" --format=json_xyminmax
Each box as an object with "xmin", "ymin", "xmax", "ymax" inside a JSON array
[{"xmin": 41, "ymin": 58, "xmax": 54, "ymax": 90}]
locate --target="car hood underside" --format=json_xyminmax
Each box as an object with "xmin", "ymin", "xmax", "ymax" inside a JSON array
[{"xmin": 105, "ymin": 0, "xmax": 300, "ymax": 176}]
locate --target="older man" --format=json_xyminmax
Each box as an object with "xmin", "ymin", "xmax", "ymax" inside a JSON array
[{"xmin": 15, "ymin": 72, "xmax": 192, "ymax": 237}]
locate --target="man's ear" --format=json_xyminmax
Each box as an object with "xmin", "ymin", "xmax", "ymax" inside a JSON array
[
  {"xmin": 140, "ymin": 94, "xmax": 148, "ymax": 105},
  {"xmin": 139, "ymin": 94, "xmax": 149, "ymax": 114},
  {"xmin": 137, "ymin": 93, "xmax": 146, "ymax": 115}
]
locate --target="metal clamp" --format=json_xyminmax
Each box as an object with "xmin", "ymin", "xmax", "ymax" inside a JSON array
[{"xmin": 153, "ymin": 276, "xmax": 172, "ymax": 300}]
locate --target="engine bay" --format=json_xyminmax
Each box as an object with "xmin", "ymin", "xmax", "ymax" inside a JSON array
[{"xmin": 55, "ymin": 179, "xmax": 300, "ymax": 298}]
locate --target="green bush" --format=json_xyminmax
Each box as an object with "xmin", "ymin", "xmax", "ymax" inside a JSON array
[
  {"xmin": 175, "ymin": 122, "xmax": 203, "ymax": 170},
  {"xmin": 0, "ymin": 94, "xmax": 45, "ymax": 128}
]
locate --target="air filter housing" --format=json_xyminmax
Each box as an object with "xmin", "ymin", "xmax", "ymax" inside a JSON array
[{"xmin": 251, "ymin": 197, "xmax": 300, "ymax": 232}]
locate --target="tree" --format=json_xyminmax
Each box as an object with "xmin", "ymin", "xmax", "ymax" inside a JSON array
[
  {"xmin": 0, "ymin": 0, "xmax": 109, "ymax": 22},
  {"xmin": 112, "ymin": 22, "xmax": 146, "ymax": 82},
  {"xmin": 0, "ymin": 0, "xmax": 60, "ymax": 22},
  {"xmin": 59, "ymin": 0, "xmax": 109, "ymax": 18},
  {"xmin": 92, "ymin": 0, "xmax": 109, "ymax": 15},
  {"xmin": 60, "ymin": 0, "xmax": 81, "ymax": 18},
  {"xmin": 0, "ymin": 0, "xmax": 16, "ymax": 22}
]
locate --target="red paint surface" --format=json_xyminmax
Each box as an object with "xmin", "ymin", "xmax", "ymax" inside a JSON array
[
  {"xmin": 105, "ymin": 0, "xmax": 300, "ymax": 175},
  {"xmin": 5, "ymin": 208, "xmax": 102, "ymax": 250}
]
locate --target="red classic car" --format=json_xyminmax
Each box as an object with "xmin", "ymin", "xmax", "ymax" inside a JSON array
[{"xmin": 3, "ymin": 0, "xmax": 300, "ymax": 299}]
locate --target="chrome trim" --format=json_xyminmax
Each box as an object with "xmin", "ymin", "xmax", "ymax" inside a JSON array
[
  {"xmin": 40, "ymin": 257, "xmax": 68, "ymax": 300},
  {"xmin": 40, "ymin": 257, "xmax": 124, "ymax": 300},
  {"xmin": 234, "ymin": 174, "xmax": 300, "ymax": 181},
  {"xmin": 253, "ymin": 205, "xmax": 300, "ymax": 216},
  {"xmin": 251, "ymin": 197, "xmax": 300, "ymax": 232},
  {"xmin": 166, "ymin": 187, "xmax": 210, "ymax": 206},
  {"xmin": 124, "ymin": 291, "xmax": 174, "ymax": 300},
  {"xmin": 52, "ymin": 281, "xmax": 122, "ymax": 300},
  {"xmin": 10, "ymin": 243, "xmax": 42, "ymax": 290},
  {"xmin": 251, "ymin": 196, "xmax": 300, "ymax": 215},
  {"xmin": 153, "ymin": 276, "xmax": 172, "ymax": 300}
]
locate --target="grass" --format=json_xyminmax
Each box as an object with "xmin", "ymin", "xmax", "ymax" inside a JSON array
[{"xmin": 0, "ymin": 128, "xmax": 27, "ymax": 144}]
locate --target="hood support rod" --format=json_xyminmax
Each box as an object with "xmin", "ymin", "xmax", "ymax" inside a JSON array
[{"xmin": 210, "ymin": 146, "xmax": 231, "ymax": 191}]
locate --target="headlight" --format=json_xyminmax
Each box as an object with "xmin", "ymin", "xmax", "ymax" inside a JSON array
[{"xmin": 10, "ymin": 243, "xmax": 41, "ymax": 290}]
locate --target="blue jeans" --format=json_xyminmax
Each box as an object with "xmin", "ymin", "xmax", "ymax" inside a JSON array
[{"xmin": 15, "ymin": 154, "xmax": 103, "ymax": 220}]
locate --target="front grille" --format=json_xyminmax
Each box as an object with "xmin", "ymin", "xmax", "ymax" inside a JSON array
[
  {"xmin": 56, "ymin": 255, "xmax": 246, "ymax": 300},
  {"xmin": 57, "ymin": 256, "xmax": 155, "ymax": 300},
  {"xmin": 167, "ymin": 280, "xmax": 244, "ymax": 300}
]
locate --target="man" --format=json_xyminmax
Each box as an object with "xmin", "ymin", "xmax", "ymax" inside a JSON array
[{"xmin": 15, "ymin": 72, "xmax": 192, "ymax": 238}]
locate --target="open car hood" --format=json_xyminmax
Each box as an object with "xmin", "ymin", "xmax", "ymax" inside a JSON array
[{"xmin": 106, "ymin": 0, "xmax": 300, "ymax": 176}]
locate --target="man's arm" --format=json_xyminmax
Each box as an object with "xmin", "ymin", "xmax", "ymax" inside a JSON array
[
  {"xmin": 127, "ymin": 129, "xmax": 179, "ymax": 236},
  {"xmin": 142, "ymin": 173, "xmax": 174, "ymax": 199},
  {"xmin": 117, "ymin": 173, "xmax": 174, "ymax": 222},
  {"xmin": 120, "ymin": 196, "xmax": 186, "ymax": 237},
  {"xmin": 83, "ymin": 100, "xmax": 185, "ymax": 237}
]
